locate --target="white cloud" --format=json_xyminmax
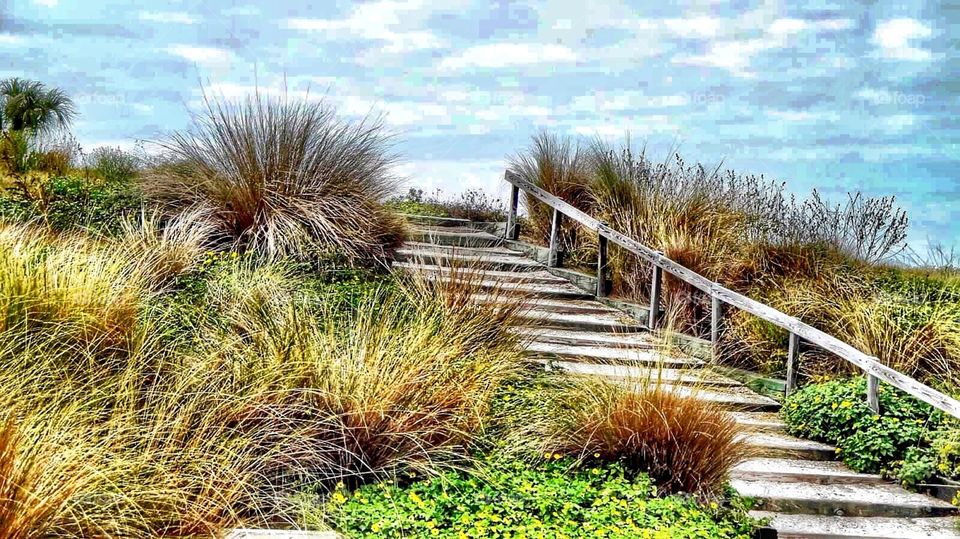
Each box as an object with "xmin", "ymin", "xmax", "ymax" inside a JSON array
[
  {"xmin": 0, "ymin": 34, "xmax": 21, "ymax": 46},
  {"xmin": 285, "ymin": 0, "xmax": 445, "ymax": 54},
  {"xmin": 166, "ymin": 45, "xmax": 233, "ymax": 68},
  {"xmin": 664, "ymin": 16, "xmax": 720, "ymax": 38},
  {"xmin": 32, "ymin": 0, "xmax": 57, "ymax": 7},
  {"xmin": 673, "ymin": 38, "xmax": 769, "ymax": 77},
  {"xmin": 132, "ymin": 103, "xmax": 154, "ymax": 114},
  {"xmin": 393, "ymin": 159, "xmax": 508, "ymax": 195},
  {"xmin": 768, "ymin": 18, "xmax": 808, "ymax": 36},
  {"xmin": 570, "ymin": 115, "xmax": 676, "ymax": 138},
  {"xmin": 671, "ymin": 16, "xmax": 855, "ymax": 77},
  {"xmin": 768, "ymin": 110, "xmax": 815, "ymax": 122},
  {"xmin": 570, "ymin": 92, "xmax": 689, "ymax": 112},
  {"xmin": 768, "ymin": 17, "xmax": 854, "ymax": 36},
  {"xmin": 873, "ymin": 18, "xmax": 932, "ymax": 61},
  {"xmin": 439, "ymin": 43, "xmax": 576, "ymax": 70},
  {"xmin": 139, "ymin": 11, "xmax": 199, "ymax": 24},
  {"xmin": 222, "ymin": 5, "xmax": 260, "ymax": 17},
  {"xmin": 880, "ymin": 113, "xmax": 919, "ymax": 133}
]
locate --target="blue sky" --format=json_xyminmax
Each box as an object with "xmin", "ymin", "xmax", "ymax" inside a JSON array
[{"xmin": 3, "ymin": 0, "xmax": 958, "ymax": 251}]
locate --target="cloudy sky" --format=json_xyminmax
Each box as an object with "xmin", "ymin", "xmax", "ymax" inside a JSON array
[{"xmin": 3, "ymin": 0, "xmax": 958, "ymax": 250}]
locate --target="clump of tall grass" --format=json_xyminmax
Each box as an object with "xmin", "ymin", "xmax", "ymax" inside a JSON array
[
  {"xmin": 508, "ymin": 133, "xmax": 593, "ymax": 264},
  {"xmin": 525, "ymin": 376, "xmax": 751, "ymax": 497},
  {"xmin": 143, "ymin": 89, "xmax": 405, "ymax": 261},
  {"xmin": 114, "ymin": 208, "xmax": 215, "ymax": 288},
  {"xmin": 0, "ymin": 245, "xmax": 528, "ymax": 535},
  {"xmin": 0, "ymin": 221, "xmax": 147, "ymax": 346}
]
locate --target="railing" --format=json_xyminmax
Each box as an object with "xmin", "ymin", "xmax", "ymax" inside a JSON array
[{"xmin": 503, "ymin": 169, "xmax": 960, "ymax": 419}]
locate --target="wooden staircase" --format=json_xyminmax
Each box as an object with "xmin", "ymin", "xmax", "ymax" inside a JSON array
[{"xmin": 396, "ymin": 216, "xmax": 960, "ymax": 539}]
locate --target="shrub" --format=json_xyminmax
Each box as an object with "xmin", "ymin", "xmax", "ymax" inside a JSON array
[
  {"xmin": 782, "ymin": 378, "xmax": 943, "ymax": 481},
  {"xmin": 516, "ymin": 376, "xmax": 751, "ymax": 496},
  {"xmin": 144, "ymin": 89, "xmax": 405, "ymax": 261},
  {"xmin": 315, "ymin": 455, "xmax": 761, "ymax": 538},
  {"xmin": 86, "ymin": 146, "xmax": 140, "ymax": 184},
  {"xmin": 387, "ymin": 187, "xmax": 505, "ymax": 222},
  {"xmin": 0, "ymin": 173, "xmax": 141, "ymax": 232}
]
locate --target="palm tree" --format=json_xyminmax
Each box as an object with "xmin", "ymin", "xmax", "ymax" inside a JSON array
[{"xmin": 0, "ymin": 78, "xmax": 76, "ymax": 134}]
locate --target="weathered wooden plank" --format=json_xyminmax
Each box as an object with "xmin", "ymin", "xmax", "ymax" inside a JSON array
[
  {"xmin": 504, "ymin": 169, "xmax": 960, "ymax": 420},
  {"xmin": 711, "ymin": 294, "xmax": 722, "ymax": 355},
  {"xmin": 785, "ymin": 332, "xmax": 799, "ymax": 396},
  {"xmin": 649, "ymin": 264, "xmax": 662, "ymax": 329},
  {"xmin": 597, "ymin": 233, "xmax": 609, "ymax": 297},
  {"xmin": 506, "ymin": 179, "xmax": 520, "ymax": 240},
  {"xmin": 867, "ymin": 374, "xmax": 880, "ymax": 413},
  {"xmin": 548, "ymin": 207, "xmax": 562, "ymax": 268}
]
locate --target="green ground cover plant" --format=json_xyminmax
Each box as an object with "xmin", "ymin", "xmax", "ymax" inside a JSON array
[
  {"xmin": 313, "ymin": 455, "xmax": 761, "ymax": 539},
  {"xmin": 781, "ymin": 377, "xmax": 960, "ymax": 488}
]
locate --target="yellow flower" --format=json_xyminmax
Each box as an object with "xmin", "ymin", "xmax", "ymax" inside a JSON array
[
  {"xmin": 840, "ymin": 401, "xmax": 852, "ymax": 408},
  {"xmin": 331, "ymin": 492, "xmax": 346, "ymax": 504},
  {"xmin": 552, "ymin": 453, "xmax": 562, "ymax": 460},
  {"xmin": 371, "ymin": 521, "xmax": 382, "ymax": 533},
  {"xmin": 593, "ymin": 452, "xmax": 601, "ymax": 458},
  {"xmin": 831, "ymin": 402, "xmax": 838, "ymax": 409}
]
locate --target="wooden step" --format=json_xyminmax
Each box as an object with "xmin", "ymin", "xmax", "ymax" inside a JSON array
[
  {"xmin": 407, "ymin": 227, "xmax": 503, "ymax": 248},
  {"xmin": 401, "ymin": 241, "xmax": 525, "ymax": 257},
  {"xmin": 524, "ymin": 341, "xmax": 700, "ymax": 368},
  {"xmin": 729, "ymin": 412, "xmax": 787, "ymax": 433},
  {"xmin": 732, "ymin": 480, "xmax": 957, "ymax": 518},
  {"xmin": 742, "ymin": 432, "xmax": 836, "ymax": 461},
  {"xmin": 751, "ymin": 512, "xmax": 960, "ymax": 539},
  {"xmin": 398, "ymin": 214, "xmax": 471, "ymax": 227},
  {"xmin": 511, "ymin": 327, "xmax": 659, "ymax": 348},
  {"xmin": 732, "ymin": 458, "xmax": 886, "ymax": 485},
  {"xmin": 540, "ymin": 360, "xmax": 740, "ymax": 387},
  {"xmin": 394, "ymin": 247, "xmax": 543, "ymax": 272},
  {"xmin": 515, "ymin": 309, "xmax": 646, "ymax": 333},
  {"xmin": 393, "ymin": 263, "xmax": 568, "ymax": 285}
]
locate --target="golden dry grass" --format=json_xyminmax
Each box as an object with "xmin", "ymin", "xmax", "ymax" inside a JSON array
[
  {"xmin": 535, "ymin": 376, "xmax": 752, "ymax": 497},
  {"xmin": 0, "ymin": 224, "xmax": 530, "ymax": 535}
]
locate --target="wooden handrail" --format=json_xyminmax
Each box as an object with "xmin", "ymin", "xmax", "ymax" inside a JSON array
[{"xmin": 504, "ymin": 169, "xmax": 960, "ymax": 420}]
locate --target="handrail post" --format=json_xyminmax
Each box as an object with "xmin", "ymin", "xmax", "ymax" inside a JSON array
[
  {"xmin": 548, "ymin": 207, "xmax": 563, "ymax": 268},
  {"xmin": 597, "ymin": 233, "xmax": 609, "ymax": 297},
  {"xmin": 648, "ymin": 263, "xmax": 662, "ymax": 329},
  {"xmin": 785, "ymin": 332, "xmax": 799, "ymax": 396},
  {"xmin": 711, "ymin": 294, "xmax": 722, "ymax": 358},
  {"xmin": 867, "ymin": 374, "xmax": 880, "ymax": 413},
  {"xmin": 506, "ymin": 182, "xmax": 520, "ymax": 240}
]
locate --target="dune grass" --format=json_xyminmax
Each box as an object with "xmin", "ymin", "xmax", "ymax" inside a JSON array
[
  {"xmin": 143, "ymin": 89, "xmax": 405, "ymax": 262},
  {"xmin": 496, "ymin": 372, "xmax": 752, "ymax": 498},
  {"xmin": 506, "ymin": 132, "xmax": 960, "ymax": 387},
  {"xmin": 0, "ymin": 220, "xmax": 532, "ymax": 536}
]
